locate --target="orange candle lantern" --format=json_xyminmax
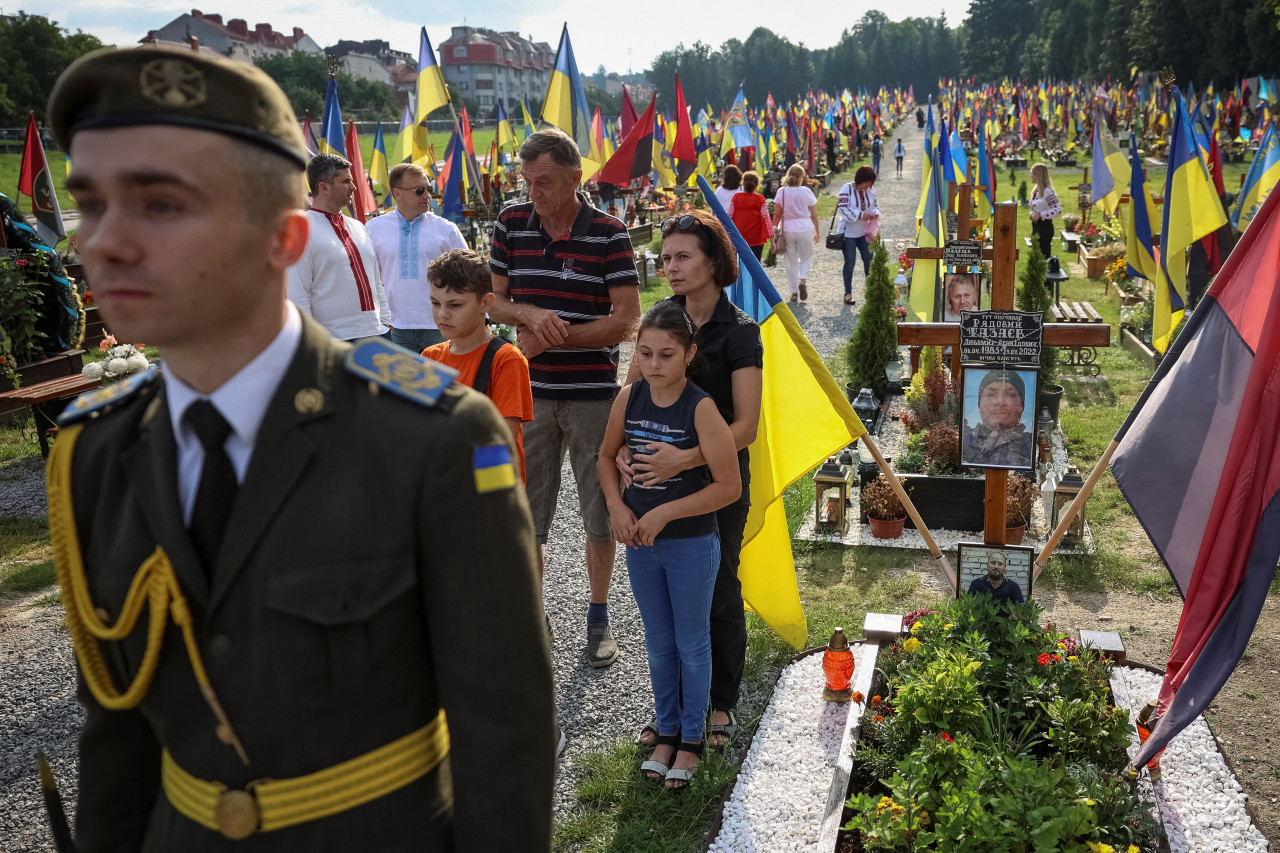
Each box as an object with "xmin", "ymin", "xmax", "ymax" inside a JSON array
[{"xmin": 822, "ymin": 627, "xmax": 855, "ymax": 702}]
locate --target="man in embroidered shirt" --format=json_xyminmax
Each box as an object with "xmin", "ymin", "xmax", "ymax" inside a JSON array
[
  {"xmin": 287, "ymin": 153, "xmax": 392, "ymax": 341},
  {"xmin": 489, "ymin": 128, "xmax": 641, "ymax": 668},
  {"xmin": 366, "ymin": 162, "xmax": 466, "ymax": 353}
]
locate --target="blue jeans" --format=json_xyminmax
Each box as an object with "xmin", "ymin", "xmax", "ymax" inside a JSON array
[
  {"xmin": 390, "ymin": 327, "xmax": 445, "ymax": 353},
  {"xmin": 842, "ymin": 235, "xmax": 872, "ymax": 295},
  {"xmin": 872, "ymin": 153, "xmax": 881, "ymax": 173},
  {"xmin": 626, "ymin": 533, "xmax": 720, "ymax": 739}
]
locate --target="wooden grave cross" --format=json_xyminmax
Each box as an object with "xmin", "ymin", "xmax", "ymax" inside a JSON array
[{"xmin": 899, "ymin": 197, "xmax": 1110, "ymax": 546}]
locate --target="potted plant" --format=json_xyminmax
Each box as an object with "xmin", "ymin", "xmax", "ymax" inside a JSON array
[
  {"xmin": 861, "ymin": 474, "xmax": 908, "ymax": 539},
  {"xmin": 1005, "ymin": 473, "xmax": 1038, "ymax": 544}
]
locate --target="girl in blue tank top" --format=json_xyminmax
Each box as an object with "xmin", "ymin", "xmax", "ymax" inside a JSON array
[{"xmin": 597, "ymin": 301, "xmax": 741, "ymax": 791}]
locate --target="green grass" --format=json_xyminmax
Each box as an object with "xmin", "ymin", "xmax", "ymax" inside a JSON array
[
  {"xmin": 0, "ymin": 151, "xmax": 75, "ymax": 212},
  {"xmin": 0, "ymin": 515, "xmax": 54, "ymax": 597},
  {"xmin": 0, "ymin": 416, "xmax": 43, "ymax": 464}
]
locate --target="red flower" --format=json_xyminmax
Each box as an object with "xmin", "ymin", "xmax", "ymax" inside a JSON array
[
  {"xmin": 82, "ymin": 290, "xmax": 94, "ymax": 305},
  {"xmin": 873, "ymin": 715, "xmax": 885, "ymax": 723},
  {"xmin": 15, "ymin": 259, "xmax": 29, "ymax": 266},
  {"xmin": 939, "ymin": 732, "xmax": 954, "ymax": 742},
  {"xmin": 1037, "ymin": 653, "xmax": 1062, "ymax": 666},
  {"xmin": 871, "ymin": 695, "xmax": 882, "ymax": 707}
]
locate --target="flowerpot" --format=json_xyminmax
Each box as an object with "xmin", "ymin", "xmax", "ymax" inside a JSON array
[
  {"xmin": 1005, "ymin": 523, "xmax": 1026, "ymax": 545},
  {"xmin": 868, "ymin": 516, "xmax": 906, "ymax": 539},
  {"xmin": 1037, "ymin": 384, "xmax": 1064, "ymax": 426}
]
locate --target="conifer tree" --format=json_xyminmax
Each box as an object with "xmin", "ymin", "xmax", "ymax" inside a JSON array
[
  {"xmin": 846, "ymin": 239, "xmax": 898, "ymax": 399},
  {"xmin": 1016, "ymin": 242, "xmax": 1059, "ymax": 385}
]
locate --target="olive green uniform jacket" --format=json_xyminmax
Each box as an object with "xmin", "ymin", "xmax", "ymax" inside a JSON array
[{"xmin": 67, "ymin": 316, "xmax": 554, "ymax": 852}]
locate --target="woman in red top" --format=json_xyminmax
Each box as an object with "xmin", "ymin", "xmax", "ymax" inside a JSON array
[{"xmin": 727, "ymin": 170, "xmax": 774, "ymax": 259}]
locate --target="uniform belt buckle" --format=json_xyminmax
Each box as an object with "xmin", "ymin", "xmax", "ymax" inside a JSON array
[{"xmin": 214, "ymin": 788, "xmax": 260, "ymax": 840}]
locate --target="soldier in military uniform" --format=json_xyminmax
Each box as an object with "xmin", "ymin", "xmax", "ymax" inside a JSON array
[
  {"xmin": 46, "ymin": 47, "xmax": 554, "ymax": 851},
  {"xmin": 962, "ymin": 369, "xmax": 1034, "ymax": 469}
]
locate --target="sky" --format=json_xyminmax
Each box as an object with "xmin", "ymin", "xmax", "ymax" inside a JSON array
[{"xmin": 33, "ymin": 0, "xmax": 972, "ymax": 74}]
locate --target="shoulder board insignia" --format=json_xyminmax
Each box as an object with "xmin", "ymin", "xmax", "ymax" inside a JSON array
[
  {"xmin": 58, "ymin": 364, "xmax": 160, "ymax": 426},
  {"xmin": 345, "ymin": 338, "xmax": 458, "ymax": 408}
]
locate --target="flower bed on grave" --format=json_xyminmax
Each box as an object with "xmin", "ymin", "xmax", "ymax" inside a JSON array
[{"xmin": 840, "ymin": 598, "xmax": 1162, "ymax": 853}]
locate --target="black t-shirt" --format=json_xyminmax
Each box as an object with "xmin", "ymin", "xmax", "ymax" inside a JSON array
[
  {"xmin": 668, "ymin": 294, "xmax": 763, "ymax": 503},
  {"xmin": 622, "ymin": 379, "xmax": 715, "ymax": 539}
]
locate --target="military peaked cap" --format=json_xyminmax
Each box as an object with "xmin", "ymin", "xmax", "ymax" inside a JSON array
[{"xmin": 48, "ymin": 46, "xmax": 307, "ymax": 168}]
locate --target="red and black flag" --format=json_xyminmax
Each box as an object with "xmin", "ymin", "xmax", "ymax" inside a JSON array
[
  {"xmin": 672, "ymin": 74, "xmax": 698, "ymax": 184},
  {"xmin": 620, "ymin": 87, "xmax": 640, "ymax": 138},
  {"xmin": 17, "ymin": 112, "xmax": 65, "ymax": 246},
  {"xmin": 598, "ymin": 94, "xmax": 656, "ymax": 187}
]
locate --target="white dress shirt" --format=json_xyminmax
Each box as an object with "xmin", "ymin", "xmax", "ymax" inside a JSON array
[
  {"xmin": 166, "ymin": 305, "xmax": 303, "ymax": 524},
  {"xmin": 365, "ymin": 209, "xmax": 466, "ymax": 330},
  {"xmin": 288, "ymin": 209, "xmax": 391, "ymax": 340}
]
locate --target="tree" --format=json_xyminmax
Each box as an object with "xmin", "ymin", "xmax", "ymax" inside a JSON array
[
  {"xmin": 0, "ymin": 13, "xmax": 106, "ymax": 125},
  {"xmin": 1015, "ymin": 242, "xmax": 1059, "ymax": 386},
  {"xmin": 255, "ymin": 52, "xmax": 398, "ymax": 122},
  {"xmin": 846, "ymin": 240, "xmax": 899, "ymax": 400}
]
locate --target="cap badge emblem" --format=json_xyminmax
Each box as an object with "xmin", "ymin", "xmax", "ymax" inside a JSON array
[{"xmin": 139, "ymin": 58, "xmax": 208, "ymax": 109}]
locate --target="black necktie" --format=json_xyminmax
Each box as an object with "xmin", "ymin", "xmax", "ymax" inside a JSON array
[{"xmin": 185, "ymin": 400, "xmax": 237, "ymax": 574}]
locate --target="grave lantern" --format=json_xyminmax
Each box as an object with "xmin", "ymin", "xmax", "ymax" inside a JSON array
[
  {"xmin": 885, "ymin": 354, "xmax": 904, "ymax": 394},
  {"xmin": 1051, "ymin": 464, "xmax": 1086, "ymax": 546},
  {"xmin": 851, "ymin": 388, "xmax": 878, "ymax": 434},
  {"xmin": 1036, "ymin": 406, "xmax": 1054, "ymax": 474},
  {"xmin": 813, "ymin": 457, "xmax": 850, "ymax": 536},
  {"xmin": 1046, "ymin": 256, "xmax": 1069, "ymax": 305},
  {"xmin": 822, "ymin": 627, "xmax": 855, "ymax": 702}
]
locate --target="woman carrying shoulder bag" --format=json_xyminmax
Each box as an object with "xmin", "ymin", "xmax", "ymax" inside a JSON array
[
  {"xmin": 835, "ymin": 166, "xmax": 880, "ymax": 306},
  {"xmin": 1028, "ymin": 163, "xmax": 1062, "ymax": 258},
  {"xmin": 771, "ymin": 164, "xmax": 818, "ymax": 303}
]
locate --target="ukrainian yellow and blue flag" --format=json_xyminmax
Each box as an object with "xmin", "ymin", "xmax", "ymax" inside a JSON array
[
  {"xmin": 1232, "ymin": 122, "xmax": 1280, "ymax": 233},
  {"xmin": 975, "ymin": 120, "xmax": 995, "ymax": 225},
  {"xmin": 473, "ymin": 445, "xmax": 516, "ymax": 494},
  {"xmin": 540, "ymin": 25, "xmax": 599, "ymax": 181},
  {"xmin": 1124, "ymin": 140, "xmax": 1160, "ymax": 283},
  {"xmin": 415, "ymin": 28, "xmax": 450, "ymax": 124},
  {"xmin": 521, "ymin": 99, "xmax": 536, "ymax": 141},
  {"xmin": 495, "ymin": 101, "xmax": 517, "ymax": 160},
  {"xmin": 1153, "ymin": 88, "xmax": 1228, "ymax": 353},
  {"xmin": 697, "ymin": 175, "xmax": 867, "ymax": 650},
  {"xmin": 1090, "ymin": 113, "xmax": 1129, "ymax": 216},
  {"xmin": 912, "ymin": 146, "xmax": 948, "ymax": 322},
  {"xmin": 369, "ymin": 121, "xmax": 390, "ymax": 201},
  {"xmin": 318, "ymin": 77, "xmax": 345, "ymax": 157}
]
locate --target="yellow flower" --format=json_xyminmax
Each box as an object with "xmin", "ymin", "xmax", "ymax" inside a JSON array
[
  {"xmin": 1057, "ymin": 642, "xmax": 1067, "ymax": 651},
  {"xmin": 1068, "ymin": 655, "xmax": 1079, "ymax": 662},
  {"xmin": 910, "ymin": 622, "xmax": 922, "ymax": 635},
  {"xmin": 944, "ymin": 623, "xmax": 954, "ymax": 630},
  {"xmin": 1128, "ymin": 847, "xmax": 1140, "ymax": 853},
  {"xmin": 1087, "ymin": 842, "xmax": 1115, "ymax": 853},
  {"xmin": 876, "ymin": 795, "xmax": 896, "ymax": 817},
  {"xmin": 903, "ymin": 637, "xmax": 923, "ymax": 654}
]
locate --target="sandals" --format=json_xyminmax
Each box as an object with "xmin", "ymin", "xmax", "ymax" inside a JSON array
[
  {"xmin": 799, "ymin": 281, "xmax": 808, "ymax": 301},
  {"xmin": 665, "ymin": 741, "xmax": 704, "ymax": 791},
  {"xmin": 636, "ymin": 719, "xmax": 659, "ymax": 748},
  {"xmin": 843, "ymin": 295, "xmax": 855, "ymax": 305},
  {"xmin": 707, "ymin": 709, "xmax": 738, "ymax": 748},
  {"xmin": 641, "ymin": 733, "xmax": 680, "ymax": 783},
  {"xmin": 789, "ymin": 293, "xmax": 799, "ymax": 303}
]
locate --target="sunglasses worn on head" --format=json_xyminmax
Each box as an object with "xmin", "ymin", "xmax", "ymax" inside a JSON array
[
  {"xmin": 660, "ymin": 214, "xmax": 702, "ymax": 234},
  {"xmin": 395, "ymin": 185, "xmax": 429, "ymax": 196}
]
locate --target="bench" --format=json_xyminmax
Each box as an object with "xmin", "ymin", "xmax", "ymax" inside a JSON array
[
  {"xmin": 0, "ymin": 374, "xmax": 102, "ymax": 457},
  {"xmin": 1049, "ymin": 300, "xmax": 1106, "ymax": 375}
]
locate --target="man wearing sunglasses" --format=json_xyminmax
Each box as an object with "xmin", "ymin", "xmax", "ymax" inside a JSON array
[{"xmin": 367, "ymin": 162, "xmax": 466, "ymax": 352}]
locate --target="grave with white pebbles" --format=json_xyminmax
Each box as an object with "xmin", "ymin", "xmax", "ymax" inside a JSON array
[
  {"xmin": 1111, "ymin": 665, "xmax": 1269, "ymax": 853},
  {"xmin": 710, "ymin": 628, "xmax": 1270, "ymax": 853}
]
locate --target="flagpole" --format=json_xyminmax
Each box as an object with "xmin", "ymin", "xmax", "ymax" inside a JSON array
[
  {"xmin": 1032, "ymin": 439, "xmax": 1119, "ymax": 582},
  {"xmin": 859, "ymin": 432, "xmax": 958, "ymax": 592}
]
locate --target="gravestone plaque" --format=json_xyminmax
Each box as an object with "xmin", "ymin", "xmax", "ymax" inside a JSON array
[
  {"xmin": 1077, "ymin": 182, "xmax": 1092, "ymax": 210},
  {"xmin": 946, "ymin": 211, "xmax": 959, "ymax": 237},
  {"xmin": 944, "ymin": 239, "xmax": 984, "ymax": 268},
  {"xmin": 960, "ymin": 310, "xmax": 1043, "ymax": 367}
]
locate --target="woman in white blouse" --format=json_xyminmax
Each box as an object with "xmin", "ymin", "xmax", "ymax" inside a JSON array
[
  {"xmin": 835, "ymin": 165, "xmax": 880, "ymax": 306},
  {"xmin": 770, "ymin": 164, "xmax": 819, "ymax": 303},
  {"xmin": 1028, "ymin": 163, "xmax": 1062, "ymax": 258}
]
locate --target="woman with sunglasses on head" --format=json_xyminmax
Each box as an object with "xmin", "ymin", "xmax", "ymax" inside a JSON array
[
  {"xmin": 617, "ymin": 210, "xmax": 763, "ymax": 757},
  {"xmin": 366, "ymin": 161, "xmax": 466, "ymax": 351}
]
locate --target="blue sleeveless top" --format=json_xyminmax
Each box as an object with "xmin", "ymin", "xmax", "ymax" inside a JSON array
[{"xmin": 622, "ymin": 379, "xmax": 716, "ymax": 539}]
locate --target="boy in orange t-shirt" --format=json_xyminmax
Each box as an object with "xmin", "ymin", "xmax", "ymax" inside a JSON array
[{"xmin": 423, "ymin": 249, "xmax": 534, "ymax": 481}]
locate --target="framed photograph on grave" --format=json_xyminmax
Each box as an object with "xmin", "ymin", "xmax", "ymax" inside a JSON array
[
  {"xmin": 943, "ymin": 272, "xmax": 981, "ymax": 322},
  {"xmin": 960, "ymin": 367, "xmax": 1038, "ymax": 470},
  {"xmin": 956, "ymin": 542, "xmax": 1033, "ymax": 601}
]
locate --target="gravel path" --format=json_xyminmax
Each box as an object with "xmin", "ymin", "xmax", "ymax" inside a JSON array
[{"xmin": 0, "ymin": 115, "xmax": 930, "ymax": 850}]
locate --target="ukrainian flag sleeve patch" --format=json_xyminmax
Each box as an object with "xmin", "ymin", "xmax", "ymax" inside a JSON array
[{"xmin": 473, "ymin": 444, "xmax": 517, "ymax": 494}]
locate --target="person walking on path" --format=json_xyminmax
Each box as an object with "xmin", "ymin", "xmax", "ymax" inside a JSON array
[
  {"xmin": 597, "ymin": 300, "xmax": 741, "ymax": 790},
  {"xmin": 894, "ymin": 138, "xmax": 905, "ymax": 178},
  {"xmin": 366, "ymin": 162, "xmax": 466, "ymax": 352},
  {"xmin": 618, "ymin": 210, "xmax": 763, "ymax": 752},
  {"xmin": 727, "ymin": 170, "xmax": 774, "ymax": 259},
  {"xmin": 871, "ymin": 135, "xmax": 883, "ymax": 174},
  {"xmin": 715, "ymin": 164, "xmax": 742, "ymax": 209},
  {"xmin": 1028, "ymin": 163, "xmax": 1062, "ymax": 258},
  {"xmin": 771, "ymin": 164, "xmax": 818, "ymax": 303},
  {"xmin": 836, "ymin": 165, "xmax": 880, "ymax": 306},
  {"xmin": 490, "ymin": 128, "xmax": 642, "ymax": 669}
]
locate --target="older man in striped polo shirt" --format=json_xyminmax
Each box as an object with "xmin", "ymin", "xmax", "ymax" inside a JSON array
[{"xmin": 490, "ymin": 128, "xmax": 641, "ymax": 669}]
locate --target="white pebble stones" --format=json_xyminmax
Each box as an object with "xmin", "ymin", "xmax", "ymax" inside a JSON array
[
  {"xmin": 1111, "ymin": 665, "xmax": 1269, "ymax": 853},
  {"xmin": 709, "ymin": 646, "xmax": 871, "ymax": 853}
]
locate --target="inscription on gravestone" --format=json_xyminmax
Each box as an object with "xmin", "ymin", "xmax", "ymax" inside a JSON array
[
  {"xmin": 943, "ymin": 240, "xmax": 984, "ymax": 268},
  {"xmin": 960, "ymin": 310, "xmax": 1043, "ymax": 367},
  {"xmin": 946, "ymin": 211, "xmax": 959, "ymax": 237}
]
